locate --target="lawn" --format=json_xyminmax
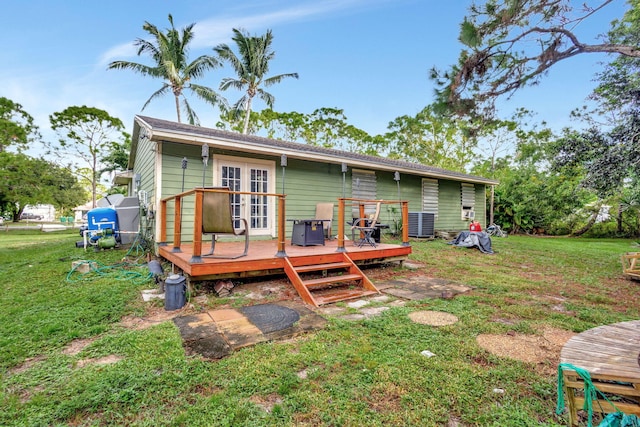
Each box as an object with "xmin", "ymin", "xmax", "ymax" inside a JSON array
[{"xmin": 1, "ymin": 230, "xmax": 638, "ymax": 426}]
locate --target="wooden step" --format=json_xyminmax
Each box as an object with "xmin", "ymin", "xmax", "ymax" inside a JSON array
[
  {"xmin": 284, "ymin": 253, "xmax": 380, "ymax": 307},
  {"xmin": 313, "ymin": 288, "xmax": 379, "ymax": 306},
  {"xmin": 294, "ymin": 262, "xmax": 351, "ymax": 273},
  {"xmin": 302, "ymin": 273, "xmax": 362, "ymax": 290}
]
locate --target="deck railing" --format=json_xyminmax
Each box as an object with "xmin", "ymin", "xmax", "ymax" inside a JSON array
[
  {"xmin": 160, "ymin": 188, "xmax": 287, "ymax": 262},
  {"xmin": 335, "ymin": 198, "xmax": 410, "ymax": 252},
  {"xmin": 159, "ymin": 190, "xmax": 409, "ymax": 261}
]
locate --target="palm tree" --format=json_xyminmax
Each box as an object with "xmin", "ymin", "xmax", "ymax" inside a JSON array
[
  {"xmin": 214, "ymin": 28, "xmax": 298, "ymax": 134},
  {"xmin": 108, "ymin": 14, "xmax": 225, "ymax": 125}
]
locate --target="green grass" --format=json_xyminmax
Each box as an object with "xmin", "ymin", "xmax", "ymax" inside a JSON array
[{"xmin": 1, "ymin": 231, "xmax": 638, "ymax": 426}]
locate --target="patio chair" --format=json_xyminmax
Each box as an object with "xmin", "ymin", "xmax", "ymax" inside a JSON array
[
  {"xmin": 202, "ymin": 188, "xmax": 249, "ymax": 259},
  {"xmin": 315, "ymin": 202, "xmax": 334, "ymax": 238},
  {"xmin": 351, "ymin": 202, "xmax": 381, "ymax": 247}
]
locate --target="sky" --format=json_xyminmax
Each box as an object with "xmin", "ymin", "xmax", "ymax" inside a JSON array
[{"xmin": 1, "ymin": 0, "xmax": 630, "ymax": 154}]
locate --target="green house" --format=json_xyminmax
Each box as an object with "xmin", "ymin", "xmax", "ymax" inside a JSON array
[{"xmin": 121, "ymin": 115, "xmax": 497, "ymax": 246}]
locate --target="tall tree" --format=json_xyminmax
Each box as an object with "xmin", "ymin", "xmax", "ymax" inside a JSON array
[
  {"xmin": 0, "ymin": 97, "xmax": 41, "ymax": 153},
  {"xmin": 108, "ymin": 14, "xmax": 225, "ymax": 125},
  {"xmin": 214, "ymin": 28, "xmax": 298, "ymax": 134},
  {"xmin": 381, "ymin": 105, "xmax": 478, "ymax": 172},
  {"xmin": 217, "ymin": 107, "xmax": 375, "ymax": 153},
  {"xmin": 0, "ymin": 152, "xmax": 86, "ymax": 221},
  {"xmin": 432, "ymin": 0, "xmax": 640, "ymax": 116},
  {"xmin": 49, "ymin": 106, "xmax": 127, "ymax": 208}
]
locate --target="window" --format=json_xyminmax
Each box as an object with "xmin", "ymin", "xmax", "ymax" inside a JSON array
[
  {"xmin": 351, "ymin": 169, "xmax": 377, "ymax": 216},
  {"xmin": 461, "ymin": 183, "xmax": 475, "ymax": 220},
  {"xmin": 422, "ymin": 178, "xmax": 438, "ymax": 218}
]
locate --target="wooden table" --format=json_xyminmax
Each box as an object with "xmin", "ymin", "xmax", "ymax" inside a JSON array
[{"xmin": 559, "ymin": 320, "xmax": 640, "ymax": 425}]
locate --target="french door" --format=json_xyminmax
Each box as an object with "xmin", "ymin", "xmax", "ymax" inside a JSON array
[{"xmin": 215, "ymin": 156, "xmax": 275, "ymax": 236}]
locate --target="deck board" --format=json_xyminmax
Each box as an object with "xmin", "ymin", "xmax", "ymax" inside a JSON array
[
  {"xmin": 559, "ymin": 320, "xmax": 640, "ymax": 425},
  {"xmin": 158, "ymin": 239, "xmax": 411, "ymax": 280}
]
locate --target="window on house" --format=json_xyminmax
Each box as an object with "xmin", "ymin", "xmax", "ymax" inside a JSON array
[
  {"xmin": 422, "ymin": 178, "xmax": 438, "ymax": 218},
  {"xmin": 461, "ymin": 183, "xmax": 475, "ymax": 220},
  {"xmin": 351, "ymin": 169, "xmax": 377, "ymax": 216}
]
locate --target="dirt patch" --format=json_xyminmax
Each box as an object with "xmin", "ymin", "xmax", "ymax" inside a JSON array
[
  {"xmin": 119, "ymin": 306, "xmax": 185, "ymax": 330},
  {"xmin": 76, "ymin": 355, "xmax": 123, "ymax": 368},
  {"xmin": 249, "ymin": 393, "xmax": 283, "ymax": 413},
  {"xmin": 409, "ymin": 310, "xmax": 459, "ymax": 326},
  {"xmin": 7, "ymin": 355, "xmax": 47, "ymax": 376},
  {"xmin": 477, "ymin": 326, "xmax": 576, "ymax": 365},
  {"xmin": 61, "ymin": 337, "xmax": 96, "ymax": 355}
]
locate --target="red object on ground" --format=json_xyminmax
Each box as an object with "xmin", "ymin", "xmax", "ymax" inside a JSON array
[{"xmin": 469, "ymin": 222, "xmax": 482, "ymax": 232}]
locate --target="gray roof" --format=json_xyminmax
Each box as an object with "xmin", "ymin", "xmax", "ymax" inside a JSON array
[{"xmin": 132, "ymin": 115, "xmax": 498, "ymax": 185}]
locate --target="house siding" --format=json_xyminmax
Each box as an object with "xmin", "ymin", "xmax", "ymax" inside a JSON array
[
  {"xmin": 133, "ymin": 132, "xmax": 156, "ymax": 208},
  {"xmin": 130, "ymin": 117, "xmax": 494, "ymax": 245},
  {"xmin": 155, "ymin": 145, "xmax": 488, "ymax": 242}
]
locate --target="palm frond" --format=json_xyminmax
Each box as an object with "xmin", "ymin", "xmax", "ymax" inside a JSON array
[
  {"xmin": 182, "ymin": 98, "xmax": 200, "ymax": 126},
  {"xmin": 219, "ymin": 77, "xmax": 245, "ymax": 92},
  {"xmin": 189, "ymin": 84, "xmax": 229, "ymax": 110},
  {"xmin": 263, "ymin": 72, "xmax": 299, "ymax": 87},
  {"xmin": 141, "ymin": 85, "xmax": 170, "ymax": 111},
  {"xmin": 256, "ymin": 89, "xmax": 275, "ymax": 109}
]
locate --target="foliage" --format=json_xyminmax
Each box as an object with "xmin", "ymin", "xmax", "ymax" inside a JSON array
[
  {"xmin": 549, "ymin": 5, "xmax": 640, "ymax": 236},
  {"xmin": 108, "ymin": 14, "xmax": 225, "ymax": 125},
  {"xmin": 0, "ymin": 152, "xmax": 86, "ymax": 220},
  {"xmin": 1, "ymin": 233, "xmax": 638, "ymax": 426},
  {"xmin": 473, "ymin": 129, "xmax": 593, "ymax": 234},
  {"xmin": 214, "ymin": 28, "xmax": 298, "ymax": 134},
  {"xmin": 49, "ymin": 106, "xmax": 127, "ymax": 208},
  {"xmin": 380, "ymin": 105, "xmax": 478, "ymax": 172},
  {"xmin": 217, "ymin": 107, "xmax": 377, "ymax": 153},
  {"xmin": 0, "ymin": 97, "xmax": 41, "ymax": 153},
  {"xmin": 431, "ymin": 0, "xmax": 640, "ymax": 116}
]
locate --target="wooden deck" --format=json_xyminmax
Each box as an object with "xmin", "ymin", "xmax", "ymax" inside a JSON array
[
  {"xmin": 159, "ymin": 238, "xmax": 411, "ymax": 280},
  {"xmin": 158, "ymin": 189, "xmax": 412, "ymax": 305},
  {"xmin": 559, "ymin": 320, "xmax": 640, "ymax": 425}
]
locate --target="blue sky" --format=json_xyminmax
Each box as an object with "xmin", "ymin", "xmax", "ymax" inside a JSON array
[{"xmin": 1, "ymin": 0, "xmax": 629, "ymax": 149}]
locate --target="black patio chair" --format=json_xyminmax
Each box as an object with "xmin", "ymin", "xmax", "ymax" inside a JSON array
[{"xmin": 351, "ymin": 202, "xmax": 381, "ymax": 247}]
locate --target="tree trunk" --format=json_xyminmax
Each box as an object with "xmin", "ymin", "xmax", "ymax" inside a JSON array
[
  {"xmin": 617, "ymin": 203, "xmax": 623, "ymax": 234},
  {"xmin": 242, "ymin": 97, "xmax": 253, "ymax": 134},
  {"xmin": 571, "ymin": 211, "xmax": 599, "ymax": 237},
  {"xmin": 174, "ymin": 95, "xmax": 181, "ymax": 123}
]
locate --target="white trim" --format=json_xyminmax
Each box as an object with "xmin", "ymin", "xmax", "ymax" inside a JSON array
[
  {"xmin": 212, "ymin": 154, "xmax": 276, "ymax": 237},
  {"xmin": 154, "ymin": 141, "xmax": 163, "ymax": 240}
]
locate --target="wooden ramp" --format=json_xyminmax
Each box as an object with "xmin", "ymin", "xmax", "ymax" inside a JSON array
[{"xmin": 284, "ymin": 252, "xmax": 379, "ymax": 306}]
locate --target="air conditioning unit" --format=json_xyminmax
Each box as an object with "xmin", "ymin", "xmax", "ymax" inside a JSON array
[
  {"xmin": 463, "ymin": 210, "xmax": 475, "ymax": 220},
  {"xmin": 407, "ymin": 212, "xmax": 435, "ymax": 238}
]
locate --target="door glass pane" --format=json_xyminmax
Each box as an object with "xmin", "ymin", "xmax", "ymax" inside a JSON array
[
  {"xmin": 250, "ymin": 168, "xmax": 268, "ymax": 229},
  {"xmin": 221, "ymin": 166, "xmax": 242, "ymax": 228}
]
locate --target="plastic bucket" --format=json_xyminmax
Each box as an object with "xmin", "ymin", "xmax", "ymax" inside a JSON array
[{"xmin": 164, "ymin": 274, "xmax": 186, "ymax": 311}]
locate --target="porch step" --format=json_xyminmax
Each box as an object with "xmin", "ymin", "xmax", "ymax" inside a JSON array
[
  {"xmin": 284, "ymin": 253, "xmax": 380, "ymax": 307},
  {"xmin": 302, "ymin": 274, "xmax": 363, "ymax": 290},
  {"xmin": 313, "ymin": 289, "xmax": 379, "ymax": 306},
  {"xmin": 293, "ymin": 262, "xmax": 352, "ymax": 273}
]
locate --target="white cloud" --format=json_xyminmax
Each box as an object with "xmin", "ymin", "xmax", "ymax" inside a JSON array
[
  {"xmin": 97, "ymin": 0, "xmax": 383, "ymax": 63},
  {"xmin": 98, "ymin": 42, "xmax": 137, "ymax": 68}
]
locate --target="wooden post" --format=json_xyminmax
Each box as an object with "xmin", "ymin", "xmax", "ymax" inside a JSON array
[
  {"xmin": 172, "ymin": 195, "xmax": 182, "ymax": 253},
  {"xmin": 401, "ymin": 200, "xmax": 410, "ymax": 246},
  {"xmin": 275, "ymin": 195, "xmax": 287, "ymax": 257},
  {"xmin": 158, "ymin": 199, "xmax": 167, "ymax": 246},
  {"xmin": 337, "ymin": 198, "xmax": 346, "ymax": 252},
  {"xmin": 190, "ymin": 189, "xmax": 204, "ymax": 263}
]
